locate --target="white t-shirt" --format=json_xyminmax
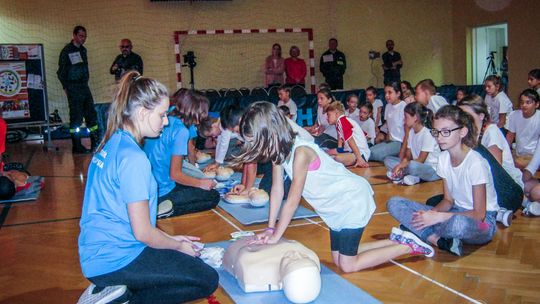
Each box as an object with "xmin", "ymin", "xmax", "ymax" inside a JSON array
[
  {"xmin": 282, "ymin": 138, "xmax": 375, "ymax": 230},
  {"xmin": 407, "ymin": 126, "xmax": 440, "ymax": 170},
  {"xmin": 358, "ymin": 118, "xmax": 376, "ymax": 145},
  {"xmin": 286, "ymin": 117, "xmax": 314, "ymax": 142},
  {"xmin": 345, "ymin": 108, "xmax": 361, "ymax": 125},
  {"xmin": 278, "ymin": 99, "xmax": 298, "ymax": 121},
  {"xmin": 436, "ymin": 149, "xmax": 499, "ymax": 211},
  {"xmin": 215, "ymin": 128, "xmax": 241, "ymax": 164},
  {"xmin": 428, "ymin": 95, "xmax": 448, "ymax": 113},
  {"xmin": 371, "ymin": 99, "xmax": 383, "ymax": 126},
  {"xmin": 384, "ymin": 100, "xmax": 406, "ymax": 142},
  {"xmin": 485, "ymin": 91, "xmax": 513, "ymax": 125},
  {"xmin": 507, "ymin": 110, "xmax": 540, "ymax": 156},
  {"xmin": 317, "ymin": 106, "xmax": 338, "ymax": 139},
  {"xmin": 525, "ymin": 138, "xmax": 540, "ymax": 175},
  {"xmin": 482, "ymin": 124, "xmax": 523, "ymax": 188},
  {"xmin": 336, "ymin": 115, "xmax": 371, "ymax": 160}
]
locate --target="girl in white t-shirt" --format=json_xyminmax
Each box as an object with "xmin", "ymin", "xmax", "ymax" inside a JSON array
[
  {"xmin": 506, "ymin": 89, "xmax": 540, "ymax": 168},
  {"xmin": 365, "ymin": 86, "xmax": 383, "ymax": 130},
  {"xmin": 369, "ymin": 82, "xmax": 406, "ymax": 162},
  {"xmin": 234, "ymin": 101, "xmax": 435, "ymax": 273},
  {"xmin": 384, "ymin": 102, "xmax": 441, "ymax": 185},
  {"xmin": 304, "ymin": 89, "xmax": 338, "ymax": 149},
  {"xmin": 458, "ymin": 95, "xmax": 523, "ymax": 188},
  {"xmin": 358, "ymin": 103, "xmax": 376, "ymax": 146},
  {"xmin": 344, "ymin": 94, "xmax": 361, "ymax": 125},
  {"xmin": 522, "ymin": 139, "xmax": 540, "ymax": 216},
  {"xmin": 326, "ymin": 101, "xmax": 370, "ymax": 167},
  {"xmin": 388, "ymin": 105, "xmax": 498, "ymax": 256},
  {"xmin": 484, "ymin": 75, "xmax": 513, "ymax": 129}
]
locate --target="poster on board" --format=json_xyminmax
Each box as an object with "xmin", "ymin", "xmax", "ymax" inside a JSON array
[{"xmin": 0, "ymin": 61, "xmax": 30, "ymax": 119}]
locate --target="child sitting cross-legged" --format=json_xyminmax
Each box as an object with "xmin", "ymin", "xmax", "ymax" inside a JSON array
[
  {"xmin": 384, "ymin": 102, "xmax": 441, "ymax": 185},
  {"xmin": 325, "ymin": 101, "xmax": 370, "ymax": 168}
]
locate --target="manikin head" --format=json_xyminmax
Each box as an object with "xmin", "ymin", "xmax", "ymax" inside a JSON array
[{"xmin": 280, "ymin": 250, "xmax": 321, "ymax": 303}]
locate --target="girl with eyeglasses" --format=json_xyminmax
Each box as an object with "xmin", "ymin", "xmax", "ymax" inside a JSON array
[{"xmin": 387, "ymin": 105, "xmax": 499, "ymax": 257}]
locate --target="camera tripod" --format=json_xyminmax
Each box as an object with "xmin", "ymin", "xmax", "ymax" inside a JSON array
[{"xmin": 483, "ymin": 52, "xmax": 498, "ymax": 81}]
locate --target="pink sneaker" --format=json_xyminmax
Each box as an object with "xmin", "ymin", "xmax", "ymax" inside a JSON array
[{"xmin": 399, "ymin": 231, "xmax": 435, "ymax": 257}]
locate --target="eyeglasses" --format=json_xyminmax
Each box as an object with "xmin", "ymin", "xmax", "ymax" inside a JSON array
[
  {"xmin": 431, "ymin": 127, "xmax": 462, "ymax": 138},
  {"xmin": 120, "ymin": 45, "xmax": 131, "ymax": 49}
]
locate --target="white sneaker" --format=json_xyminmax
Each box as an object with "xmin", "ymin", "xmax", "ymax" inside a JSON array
[
  {"xmin": 525, "ymin": 201, "xmax": 540, "ymax": 216},
  {"xmin": 157, "ymin": 199, "xmax": 173, "ymax": 219},
  {"xmin": 386, "ymin": 171, "xmax": 402, "ymax": 184},
  {"xmin": 403, "ymin": 175, "xmax": 420, "ymax": 186},
  {"xmin": 77, "ymin": 284, "xmax": 127, "ymax": 304},
  {"xmin": 496, "ymin": 208, "xmax": 513, "ymax": 227},
  {"xmin": 399, "ymin": 231, "xmax": 435, "ymax": 258}
]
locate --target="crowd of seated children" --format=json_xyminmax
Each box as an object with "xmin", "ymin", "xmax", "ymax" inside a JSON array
[{"xmin": 325, "ymin": 101, "xmax": 370, "ymax": 168}]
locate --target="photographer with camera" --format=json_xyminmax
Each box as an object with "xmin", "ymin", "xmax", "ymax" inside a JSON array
[{"xmin": 110, "ymin": 39, "xmax": 143, "ymax": 82}]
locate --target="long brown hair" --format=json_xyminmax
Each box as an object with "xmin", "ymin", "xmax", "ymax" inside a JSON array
[
  {"xmin": 457, "ymin": 94, "xmax": 489, "ymax": 141},
  {"xmin": 98, "ymin": 71, "xmax": 168, "ymax": 151},
  {"xmin": 169, "ymin": 89, "xmax": 209, "ymax": 127},
  {"xmin": 232, "ymin": 101, "xmax": 296, "ymax": 166}
]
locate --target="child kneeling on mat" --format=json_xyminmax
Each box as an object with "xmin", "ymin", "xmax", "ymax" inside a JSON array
[{"xmin": 234, "ymin": 101, "xmax": 435, "ymax": 274}]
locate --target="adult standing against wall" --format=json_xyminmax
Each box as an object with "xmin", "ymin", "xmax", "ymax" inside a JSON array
[
  {"xmin": 319, "ymin": 38, "xmax": 347, "ymax": 90},
  {"xmin": 284, "ymin": 46, "xmax": 307, "ymax": 87},
  {"xmin": 110, "ymin": 39, "xmax": 144, "ymax": 82},
  {"xmin": 382, "ymin": 40, "xmax": 403, "ymax": 85},
  {"xmin": 264, "ymin": 43, "xmax": 284, "ymax": 88},
  {"xmin": 57, "ymin": 25, "xmax": 99, "ymax": 154}
]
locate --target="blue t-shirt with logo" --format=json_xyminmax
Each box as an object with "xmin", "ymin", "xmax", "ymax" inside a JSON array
[
  {"xmin": 144, "ymin": 116, "xmax": 194, "ymax": 197},
  {"xmin": 79, "ymin": 130, "xmax": 158, "ymax": 278}
]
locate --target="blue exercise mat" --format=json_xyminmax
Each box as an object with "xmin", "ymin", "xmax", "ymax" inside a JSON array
[
  {"xmin": 0, "ymin": 176, "xmax": 44, "ymax": 204},
  {"xmin": 209, "ymin": 241, "xmax": 380, "ymax": 304},
  {"xmin": 218, "ymin": 200, "xmax": 317, "ymax": 225}
]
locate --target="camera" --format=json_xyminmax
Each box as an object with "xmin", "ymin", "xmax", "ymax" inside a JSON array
[
  {"xmin": 183, "ymin": 51, "xmax": 197, "ymax": 68},
  {"xmin": 368, "ymin": 50, "xmax": 380, "ymax": 60}
]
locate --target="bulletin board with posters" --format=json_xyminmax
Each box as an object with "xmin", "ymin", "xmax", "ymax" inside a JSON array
[{"xmin": 0, "ymin": 44, "xmax": 49, "ymax": 125}]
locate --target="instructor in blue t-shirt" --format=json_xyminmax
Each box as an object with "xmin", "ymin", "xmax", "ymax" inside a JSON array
[{"xmin": 77, "ymin": 71, "xmax": 218, "ymax": 304}]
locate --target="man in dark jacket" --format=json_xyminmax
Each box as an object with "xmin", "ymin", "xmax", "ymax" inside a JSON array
[
  {"xmin": 110, "ymin": 39, "xmax": 143, "ymax": 81},
  {"xmin": 319, "ymin": 38, "xmax": 346, "ymax": 90},
  {"xmin": 57, "ymin": 25, "xmax": 98, "ymax": 153},
  {"xmin": 382, "ymin": 39, "xmax": 403, "ymax": 85}
]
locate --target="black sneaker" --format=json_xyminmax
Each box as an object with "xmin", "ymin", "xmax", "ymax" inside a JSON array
[{"xmin": 437, "ymin": 237, "xmax": 462, "ymax": 256}]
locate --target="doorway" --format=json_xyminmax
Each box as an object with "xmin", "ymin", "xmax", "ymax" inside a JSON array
[{"xmin": 472, "ymin": 23, "xmax": 508, "ymax": 85}]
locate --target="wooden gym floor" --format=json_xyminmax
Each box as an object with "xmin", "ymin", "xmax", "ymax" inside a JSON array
[{"xmin": 0, "ymin": 139, "xmax": 539, "ymax": 304}]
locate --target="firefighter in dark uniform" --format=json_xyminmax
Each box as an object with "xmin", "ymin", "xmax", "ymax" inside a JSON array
[
  {"xmin": 382, "ymin": 39, "xmax": 403, "ymax": 85},
  {"xmin": 110, "ymin": 39, "xmax": 143, "ymax": 82},
  {"xmin": 319, "ymin": 38, "xmax": 347, "ymax": 90},
  {"xmin": 57, "ymin": 25, "xmax": 99, "ymax": 154}
]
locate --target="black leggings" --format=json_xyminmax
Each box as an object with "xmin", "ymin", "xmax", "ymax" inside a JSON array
[
  {"xmin": 89, "ymin": 247, "xmax": 218, "ymax": 304},
  {"xmin": 313, "ymin": 133, "xmax": 338, "ymax": 149},
  {"xmin": 257, "ymin": 162, "xmax": 291, "ymax": 198},
  {"xmin": 427, "ymin": 145, "xmax": 523, "ymax": 212},
  {"xmin": 160, "ymin": 183, "xmax": 220, "ymax": 217}
]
